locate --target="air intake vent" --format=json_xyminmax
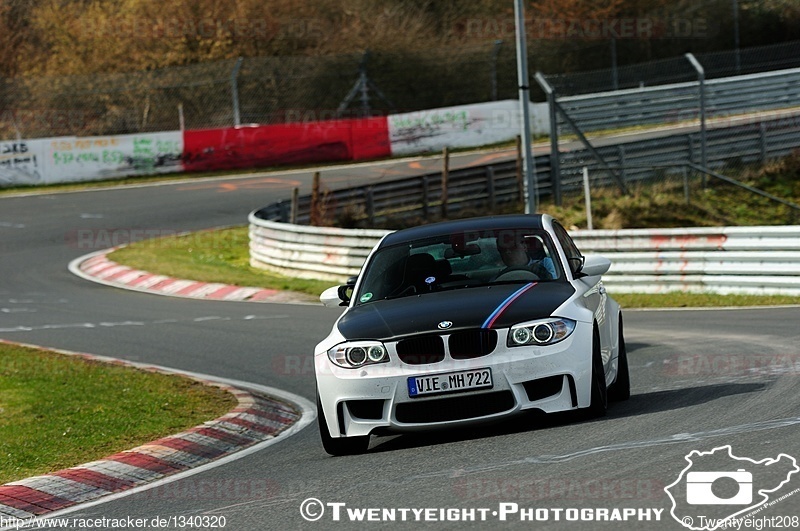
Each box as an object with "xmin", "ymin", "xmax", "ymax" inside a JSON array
[
  {"xmin": 346, "ymin": 400, "xmax": 385, "ymax": 420},
  {"xmin": 522, "ymin": 375, "xmax": 565, "ymax": 402},
  {"xmin": 395, "ymin": 391, "xmax": 515, "ymax": 423}
]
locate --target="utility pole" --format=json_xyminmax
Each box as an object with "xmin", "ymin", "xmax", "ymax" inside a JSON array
[{"xmin": 514, "ymin": 0, "xmax": 537, "ymax": 214}]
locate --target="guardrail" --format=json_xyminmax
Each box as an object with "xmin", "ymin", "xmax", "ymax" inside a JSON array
[
  {"xmin": 571, "ymin": 226, "xmax": 800, "ymax": 295},
  {"xmin": 249, "ymin": 213, "xmax": 800, "ymax": 296},
  {"xmin": 556, "ymin": 67, "xmax": 800, "ymax": 133},
  {"xmin": 248, "ymin": 214, "xmax": 387, "ymax": 282}
]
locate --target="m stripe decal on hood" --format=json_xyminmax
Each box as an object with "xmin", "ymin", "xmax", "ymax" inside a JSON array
[{"xmin": 482, "ymin": 282, "xmax": 537, "ymax": 329}]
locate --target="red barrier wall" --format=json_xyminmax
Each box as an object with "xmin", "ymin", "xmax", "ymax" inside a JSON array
[{"xmin": 182, "ymin": 117, "xmax": 389, "ymax": 172}]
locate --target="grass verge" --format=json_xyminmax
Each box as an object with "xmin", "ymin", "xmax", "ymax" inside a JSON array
[
  {"xmin": 613, "ymin": 292, "xmax": 800, "ymax": 309},
  {"xmin": 108, "ymin": 226, "xmax": 332, "ymax": 297},
  {"xmin": 0, "ymin": 343, "xmax": 237, "ymax": 485}
]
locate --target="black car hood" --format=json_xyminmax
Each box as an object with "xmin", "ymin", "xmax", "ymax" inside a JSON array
[{"xmin": 337, "ymin": 282, "xmax": 576, "ymax": 341}]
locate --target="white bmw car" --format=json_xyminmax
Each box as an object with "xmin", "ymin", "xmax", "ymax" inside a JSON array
[{"xmin": 315, "ymin": 214, "xmax": 629, "ymax": 455}]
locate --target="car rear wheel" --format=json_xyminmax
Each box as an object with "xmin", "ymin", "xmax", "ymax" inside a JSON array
[
  {"xmin": 586, "ymin": 327, "xmax": 608, "ymax": 418},
  {"xmin": 317, "ymin": 393, "xmax": 370, "ymax": 456},
  {"xmin": 608, "ymin": 316, "xmax": 631, "ymax": 402}
]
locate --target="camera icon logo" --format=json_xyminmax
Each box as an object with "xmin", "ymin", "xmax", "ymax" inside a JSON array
[{"xmin": 686, "ymin": 469, "xmax": 753, "ymax": 505}]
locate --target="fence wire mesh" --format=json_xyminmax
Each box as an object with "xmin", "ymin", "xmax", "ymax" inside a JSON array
[
  {"xmin": 546, "ymin": 40, "xmax": 800, "ymax": 96},
  {"xmin": 2, "ymin": 39, "xmax": 800, "ymax": 142},
  {"xmin": 0, "ymin": 42, "xmax": 524, "ymax": 141},
  {"xmin": 535, "ymin": 39, "xmax": 800, "ymax": 225}
]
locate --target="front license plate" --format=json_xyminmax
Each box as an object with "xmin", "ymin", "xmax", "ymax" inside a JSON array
[{"xmin": 407, "ymin": 368, "xmax": 493, "ymax": 398}]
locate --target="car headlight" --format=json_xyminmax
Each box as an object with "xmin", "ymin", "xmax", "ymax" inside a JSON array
[
  {"xmin": 507, "ymin": 318, "xmax": 576, "ymax": 347},
  {"xmin": 327, "ymin": 341, "xmax": 389, "ymax": 369}
]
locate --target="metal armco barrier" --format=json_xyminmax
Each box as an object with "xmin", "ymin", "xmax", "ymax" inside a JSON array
[
  {"xmin": 249, "ymin": 214, "xmax": 800, "ymax": 295},
  {"xmin": 248, "ymin": 213, "xmax": 387, "ymax": 282},
  {"xmin": 557, "ymin": 67, "xmax": 800, "ymax": 133},
  {"xmin": 571, "ymin": 226, "xmax": 800, "ymax": 295}
]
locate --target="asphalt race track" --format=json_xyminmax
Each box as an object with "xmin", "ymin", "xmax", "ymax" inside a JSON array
[{"xmin": 2, "ymin": 152, "xmax": 800, "ymax": 530}]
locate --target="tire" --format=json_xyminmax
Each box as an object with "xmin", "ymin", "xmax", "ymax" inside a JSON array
[
  {"xmin": 608, "ymin": 316, "xmax": 631, "ymax": 402},
  {"xmin": 317, "ymin": 394, "xmax": 370, "ymax": 456},
  {"xmin": 586, "ymin": 327, "xmax": 608, "ymax": 418}
]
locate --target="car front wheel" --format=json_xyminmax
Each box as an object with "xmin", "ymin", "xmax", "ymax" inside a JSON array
[
  {"xmin": 317, "ymin": 393, "xmax": 370, "ymax": 456},
  {"xmin": 608, "ymin": 316, "xmax": 631, "ymax": 402},
  {"xmin": 585, "ymin": 327, "xmax": 608, "ymax": 418}
]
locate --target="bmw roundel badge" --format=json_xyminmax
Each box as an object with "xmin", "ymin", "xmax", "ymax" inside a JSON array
[{"xmin": 438, "ymin": 320, "xmax": 453, "ymax": 330}]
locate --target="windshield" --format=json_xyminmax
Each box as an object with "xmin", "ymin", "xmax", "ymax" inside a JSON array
[{"xmin": 354, "ymin": 228, "xmax": 563, "ymax": 305}]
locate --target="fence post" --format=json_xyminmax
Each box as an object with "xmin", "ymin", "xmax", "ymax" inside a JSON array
[
  {"xmin": 610, "ymin": 37, "xmax": 619, "ymax": 91},
  {"xmin": 583, "ymin": 167, "xmax": 594, "ymax": 230},
  {"xmin": 178, "ymin": 103, "xmax": 185, "ymax": 131},
  {"xmin": 486, "ymin": 166, "xmax": 496, "ymax": 211},
  {"xmin": 514, "ymin": 0, "xmax": 538, "ymax": 215},
  {"xmin": 548, "ymin": 88, "xmax": 561, "ymax": 206},
  {"xmin": 441, "ymin": 147, "xmax": 449, "ymax": 219},
  {"xmin": 310, "ymin": 171, "xmax": 321, "ymax": 226},
  {"xmin": 421, "ymin": 175, "xmax": 429, "ymax": 221},
  {"xmin": 365, "ymin": 187, "xmax": 375, "ymax": 226},
  {"xmin": 279, "ymin": 200, "xmax": 290, "ymax": 222},
  {"xmin": 759, "ymin": 121, "xmax": 768, "ymax": 164},
  {"xmin": 490, "ymin": 40, "xmax": 503, "ymax": 101},
  {"xmin": 682, "ymin": 166, "xmax": 690, "ymax": 205},
  {"xmin": 290, "ymin": 187, "xmax": 299, "ymax": 224},
  {"xmin": 231, "ymin": 57, "xmax": 244, "ymax": 127},
  {"xmin": 617, "ymin": 145, "xmax": 627, "ymax": 184},
  {"xmin": 685, "ymin": 53, "xmax": 707, "ymax": 186},
  {"xmin": 516, "ymin": 136, "xmax": 524, "ymax": 208}
]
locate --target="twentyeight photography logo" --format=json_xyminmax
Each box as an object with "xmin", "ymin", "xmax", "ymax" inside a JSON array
[{"xmin": 665, "ymin": 445, "xmax": 799, "ymax": 530}]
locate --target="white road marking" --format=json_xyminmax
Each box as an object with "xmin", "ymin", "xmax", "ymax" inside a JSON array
[
  {"xmin": 409, "ymin": 417, "xmax": 800, "ymax": 481},
  {"xmin": 0, "ymin": 221, "xmax": 25, "ymax": 228},
  {"xmin": 0, "ymin": 315, "xmax": 289, "ymax": 333},
  {"xmin": 2, "ymin": 297, "xmax": 69, "ymax": 304}
]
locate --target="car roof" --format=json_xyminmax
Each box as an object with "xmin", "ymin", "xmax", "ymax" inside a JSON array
[{"xmin": 379, "ymin": 214, "xmax": 550, "ymax": 248}]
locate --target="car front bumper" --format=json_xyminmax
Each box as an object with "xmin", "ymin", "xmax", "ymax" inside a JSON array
[{"xmin": 315, "ymin": 324, "xmax": 595, "ymax": 439}]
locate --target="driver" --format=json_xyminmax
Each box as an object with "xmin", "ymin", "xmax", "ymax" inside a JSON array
[{"xmin": 495, "ymin": 232, "xmax": 556, "ymax": 280}]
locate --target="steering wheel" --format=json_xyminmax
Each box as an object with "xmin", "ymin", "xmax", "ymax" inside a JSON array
[{"xmin": 494, "ymin": 266, "xmax": 541, "ymax": 281}]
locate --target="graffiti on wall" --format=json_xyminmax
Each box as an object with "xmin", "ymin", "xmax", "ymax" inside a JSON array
[
  {"xmin": 0, "ymin": 141, "xmax": 44, "ymax": 186},
  {"xmin": 48, "ymin": 133, "xmax": 182, "ymax": 180},
  {"xmin": 388, "ymin": 100, "xmax": 548, "ymax": 156},
  {"xmin": 0, "ymin": 132, "xmax": 184, "ymax": 187}
]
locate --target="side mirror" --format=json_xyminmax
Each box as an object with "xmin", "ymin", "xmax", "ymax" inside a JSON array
[
  {"xmin": 580, "ymin": 254, "xmax": 611, "ymax": 277},
  {"xmin": 320, "ymin": 286, "xmax": 343, "ymax": 307},
  {"xmin": 320, "ymin": 276, "xmax": 357, "ymax": 307},
  {"xmin": 567, "ymin": 256, "xmax": 585, "ymax": 276}
]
